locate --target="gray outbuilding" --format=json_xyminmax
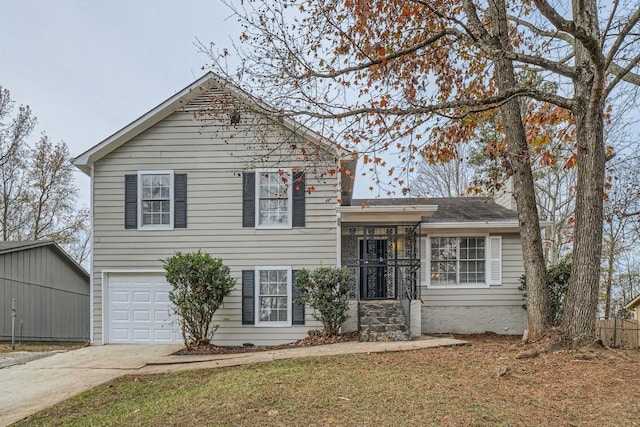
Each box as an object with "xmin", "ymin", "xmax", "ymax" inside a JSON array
[{"xmin": 0, "ymin": 241, "xmax": 89, "ymax": 342}]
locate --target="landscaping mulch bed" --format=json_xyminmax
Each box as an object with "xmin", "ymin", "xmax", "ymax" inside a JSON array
[{"xmin": 173, "ymin": 330, "xmax": 359, "ymax": 355}]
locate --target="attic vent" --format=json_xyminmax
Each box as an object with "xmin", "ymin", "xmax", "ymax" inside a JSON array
[{"xmin": 230, "ymin": 110, "xmax": 241, "ymax": 125}]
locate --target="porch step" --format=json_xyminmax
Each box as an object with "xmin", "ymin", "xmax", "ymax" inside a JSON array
[{"xmin": 358, "ymin": 300, "xmax": 410, "ymax": 342}]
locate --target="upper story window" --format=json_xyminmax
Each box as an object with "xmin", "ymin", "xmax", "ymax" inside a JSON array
[
  {"xmin": 138, "ymin": 171, "xmax": 174, "ymax": 229},
  {"xmin": 124, "ymin": 171, "xmax": 186, "ymax": 230},
  {"xmin": 429, "ymin": 236, "xmax": 490, "ymax": 287},
  {"xmin": 256, "ymin": 169, "xmax": 292, "ymax": 229}
]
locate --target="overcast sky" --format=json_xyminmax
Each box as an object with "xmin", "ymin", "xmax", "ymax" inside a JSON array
[{"xmin": 1, "ymin": 1, "xmax": 245, "ymax": 205}]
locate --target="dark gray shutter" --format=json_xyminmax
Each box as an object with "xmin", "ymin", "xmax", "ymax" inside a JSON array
[
  {"xmin": 242, "ymin": 270, "xmax": 255, "ymax": 325},
  {"xmin": 242, "ymin": 172, "xmax": 255, "ymax": 227},
  {"xmin": 174, "ymin": 173, "xmax": 187, "ymax": 228},
  {"xmin": 292, "ymin": 269, "xmax": 305, "ymax": 325},
  {"xmin": 124, "ymin": 174, "xmax": 137, "ymax": 229},
  {"xmin": 292, "ymin": 171, "xmax": 305, "ymax": 227}
]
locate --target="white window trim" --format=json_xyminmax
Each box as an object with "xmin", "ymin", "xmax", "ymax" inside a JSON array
[
  {"xmin": 255, "ymin": 266, "xmax": 292, "ymax": 327},
  {"xmin": 255, "ymin": 168, "xmax": 293, "ymax": 230},
  {"xmin": 137, "ymin": 170, "xmax": 174, "ymax": 230},
  {"xmin": 426, "ymin": 234, "xmax": 491, "ymax": 289}
]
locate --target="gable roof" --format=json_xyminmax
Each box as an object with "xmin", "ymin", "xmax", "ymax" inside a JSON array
[
  {"xmin": 71, "ymin": 73, "xmax": 356, "ymax": 199},
  {"xmin": 0, "ymin": 240, "xmax": 89, "ymax": 280}
]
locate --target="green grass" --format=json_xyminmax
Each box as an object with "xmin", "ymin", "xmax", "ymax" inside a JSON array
[
  {"xmin": 0, "ymin": 342, "xmax": 85, "ymax": 353},
  {"xmin": 16, "ymin": 337, "xmax": 640, "ymax": 426}
]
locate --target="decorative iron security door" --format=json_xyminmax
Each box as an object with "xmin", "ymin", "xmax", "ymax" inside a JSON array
[
  {"xmin": 360, "ymin": 237, "xmax": 390, "ymax": 299},
  {"xmin": 344, "ymin": 224, "xmax": 421, "ymax": 301}
]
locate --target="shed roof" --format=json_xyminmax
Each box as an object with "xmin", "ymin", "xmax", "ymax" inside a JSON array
[
  {"xmin": 351, "ymin": 197, "xmax": 518, "ymax": 223},
  {"xmin": 0, "ymin": 240, "xmax": 89, "ymax": 280}
]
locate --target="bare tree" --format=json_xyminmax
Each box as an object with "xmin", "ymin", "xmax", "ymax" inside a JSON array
[
  {"xmin": 0, "ymin": 87, "xmax": 36, "ymax": 168},
  {"xmin": 600, "ymin": 159, "xmax": 640, "ymax": 317},
  {"xmin": 412, "ymin": 142, "xmax": 477, "ymax": 197},
  {"xmin": 24, "ymin": 134, "xmax": 86, "ymax": 242},
  {"xmin": 534, "ymin": 149, "xmax": 577, "ymax": 265},
  {"xmin": 0, "ymin": 87, "xmax": 89, "ymax": 264},
  {"xmin": 0, "ymin": 87, "xmax": 36, "ymax": 240}
]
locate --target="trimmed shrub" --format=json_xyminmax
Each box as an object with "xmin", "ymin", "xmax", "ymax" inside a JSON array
[
  {"xmin": 295, "ymin": 266, "xmax": 354, "ymax": 336},
  {"xmin": 163, "ymin": 251, "xmax": 235, "ymax": 349},
  {"xmin": 519, "ymin": 259, "xmax": 570, "ymax": 326}
]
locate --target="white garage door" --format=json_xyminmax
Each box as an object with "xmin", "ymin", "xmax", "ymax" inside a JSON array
[{"xmin": 106, "ymin": 273, "xmax": 182, "ymax": 344}]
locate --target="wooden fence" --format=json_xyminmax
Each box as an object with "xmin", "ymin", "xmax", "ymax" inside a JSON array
[{"xmin": 596, "ymin": 318, "xmax": 639, "ymax": 349}]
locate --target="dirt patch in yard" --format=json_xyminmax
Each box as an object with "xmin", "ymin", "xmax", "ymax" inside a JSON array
[{"xmin": 174, "ymin": 330, "xmax": 359, "ymax": 355}]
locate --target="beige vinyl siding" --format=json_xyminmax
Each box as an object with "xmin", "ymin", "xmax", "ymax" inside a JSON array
[
  {"xmin": 421, "ymin": 233, "xmax": 525, "ymax": 307},
  {"xmin": 92, "ymin": 104, "xmax": 338, "ymax": 345}
]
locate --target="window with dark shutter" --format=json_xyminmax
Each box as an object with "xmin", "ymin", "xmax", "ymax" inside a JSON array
[
  {"xmin": 174, "ymin": 173, "xmax": 187, "ymax": 228},
  {"xmin": 292, "ymin": 269, "xmax": 305, "ymax": 325},
  {"xmin": 292, "ymin": 172, "xmax": 305, "ymax": 227},
  {"xmin": 241, "ymin": 270, "xmax": 255, "ymax": 325},
  {"xmin": 242, "ymin": 172, "xmax": 255, "ymax": 227},
  {"xmin": 124, "ymin": 175, "xmax": 138, "ymax": 229}
]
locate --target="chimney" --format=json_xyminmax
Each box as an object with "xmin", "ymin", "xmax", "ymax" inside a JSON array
[{"xmin": 494, "ymin": 177, "xmax": 517, "ymax": 210}]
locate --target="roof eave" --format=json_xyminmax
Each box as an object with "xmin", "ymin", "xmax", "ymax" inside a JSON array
[
  {"xmin": 625, "ymin": 294, "xmax": 640, "ymax": 310},
  {"xmin": 338, "ymin": 205, "xmax": 438, "ymax": 223},
  {"xmin": 72, "ymin": 72, "xmax": 219, "ymax": 173},
  {"xmin": 0, "ymin": 240, "xmax": 89, "ymax": 280},
  {"xmin": 0, "ymin": 240, "xmax": 52, "ymax": 255},
  {"xmin": 337, "ymin": 205, "xmax": 438, "ymax": 214},
  {"xmin": 421, "ymin": 221, "xmax": 521, "ymax": 231}
]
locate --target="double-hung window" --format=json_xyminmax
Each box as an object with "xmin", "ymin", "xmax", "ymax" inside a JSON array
[
  {"xmin": 430, "ymin": 236, "xmax": 487, "ymax": 287},
  {"xmin": 255, "ymin": 267, "xmax": 291, "ymax": 326},
  {"xmin": 256, "ymin": 169, "xmax": 292, "ymax": 229},
  {"xmin": 138, "ymin": 171, "xmax": 174, "ymax": 229}
]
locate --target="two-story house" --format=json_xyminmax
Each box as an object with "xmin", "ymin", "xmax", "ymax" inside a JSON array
[{"xmin": 73, "ymin": 73, "xmax": 527, "ymax": 345}]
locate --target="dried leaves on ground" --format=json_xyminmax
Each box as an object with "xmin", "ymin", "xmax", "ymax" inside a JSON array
[
  {"xmin": 174, "ymin": 330, "xmax": 359, "ymax": 355},
  {"xmin": 18, "ymin": 335, "xmax": 640, "ymax": 427}
]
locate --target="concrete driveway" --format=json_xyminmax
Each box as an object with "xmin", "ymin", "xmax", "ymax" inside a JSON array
[{"xmin": 0, "ymin": 344, "xmax": 181, "ymax": 426}]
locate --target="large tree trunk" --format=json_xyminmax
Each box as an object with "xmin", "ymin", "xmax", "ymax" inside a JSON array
[
  {"xmin": 560, "ymin": 0, "xmax": 606, "ymax": 345},
  {"xmin": 489, "ymin": 0, "xmax": 550, "ymax": 339}
]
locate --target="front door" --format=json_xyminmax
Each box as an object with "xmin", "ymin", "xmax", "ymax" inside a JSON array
[{"xmin": 360, "ymin": 239, "xmax": 388, "ymax": 299}]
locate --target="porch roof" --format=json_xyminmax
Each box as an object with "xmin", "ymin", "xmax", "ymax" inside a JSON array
[
  {"xmin": 350, "ymin": 197, "xmax": 518, "ymax": 223},
  {"xmin": 337, "ymin": 203, "xmax": 437, "ymax": 223}
]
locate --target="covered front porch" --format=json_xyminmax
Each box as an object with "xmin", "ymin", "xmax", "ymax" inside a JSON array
[
  {"xmin": 337, "ymin": 203, "xmax": 436, "ymax": 340},
  {"xmin": 340, "ymin": 223, "xmax": 422, "ymax": 302}
]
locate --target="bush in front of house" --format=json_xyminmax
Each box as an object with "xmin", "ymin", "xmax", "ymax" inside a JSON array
[
  {"xmin": 163, "ymin": 251, "xmax": 236, "ymax": 349},
  {"xmin": 295, "ymin": 266, "xmax": 354, "ymax": 337},
  {"xmin": 519, "ymin": 259, "xmax": 570, "ymax": 326}
]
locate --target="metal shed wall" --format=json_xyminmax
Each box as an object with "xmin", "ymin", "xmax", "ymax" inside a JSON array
[{"xmin": 0, "ymin": 245, "xmax": 89, "ymax": 342}]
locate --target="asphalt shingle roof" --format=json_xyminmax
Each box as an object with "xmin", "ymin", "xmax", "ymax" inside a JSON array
[{"xmin": 351, "ymin": 197, "xmax": 518, "ymax": 223}]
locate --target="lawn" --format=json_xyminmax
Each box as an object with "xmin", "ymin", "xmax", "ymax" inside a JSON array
[
  {"xmin": 0, "ymin": 342, "xmax": 85, "ymax": 354},
  {"xmin": 17, "ymin": 336, "xmax": 640, "ymax": 426}
]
